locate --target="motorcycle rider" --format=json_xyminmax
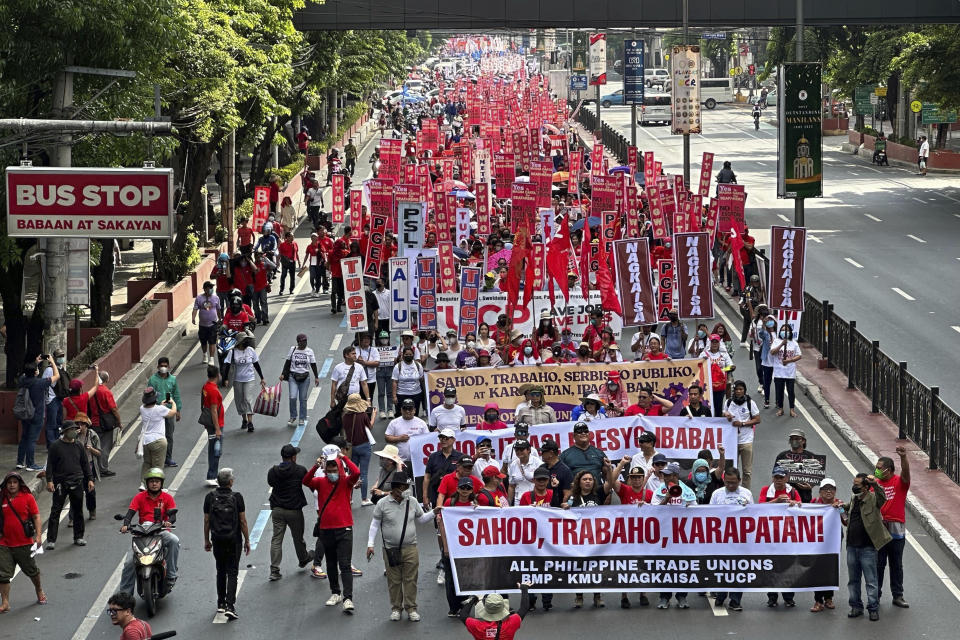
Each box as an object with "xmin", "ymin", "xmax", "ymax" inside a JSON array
[
  {"xmin": 118, "ymin": 468, "xmax": 180, "ymax": 595},
  {"xmin": 752, "ymin": 102, "xmax": 763, "ymax": 130}
]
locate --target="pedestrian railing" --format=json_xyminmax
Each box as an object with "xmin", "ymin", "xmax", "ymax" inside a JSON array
[
  {"xmin": 797, "ymin": 289, "xmax": 959, "ymax": 484},
  {"xmin": 575, "ymin": 109, "xmax": 630, "ymax": 167}
]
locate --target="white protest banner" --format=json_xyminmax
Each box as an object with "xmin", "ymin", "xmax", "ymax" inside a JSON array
[
  {"xmin": 388, "ymin": 257, "xmax": 411, "ymax": 331},
  {"xmin": 409, "ymin": 416, "xmax": 735, "ymax": 476},
  {"xmin": 341, "ymin": 256, "xmax": 367, "ymax": 332},
  {"xmin": 442, "ymin": 504, "xmax": 842, "ymax": 594},
  {"xmin": 397, "ymin": 199, "xmax": 426, "ymax": 251},
  {"xmin": 538, "ymin": 207, "xmax": 556, "ymax": 240},
  {"xmin": 455, "ymin": 207, "xmax": 472, "ymax": 246},
  {"xmin": 473, "ymin": 148, "xmax": 491, "ymax": 185}
]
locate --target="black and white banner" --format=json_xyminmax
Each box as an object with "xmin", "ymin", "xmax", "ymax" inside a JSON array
[
  {"xmin": 442, "ymin": 504, "xmax": 841, "ymax": 594},
  {"xmin": 409, "ymin": 417, "xmax": 736, "ymax": 477}
]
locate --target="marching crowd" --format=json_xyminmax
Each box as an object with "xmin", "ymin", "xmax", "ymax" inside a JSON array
[{"xmin": 0, "ymin": 44, "xmax": 917, "ymax": 638}]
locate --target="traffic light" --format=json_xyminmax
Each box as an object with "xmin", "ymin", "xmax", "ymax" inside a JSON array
[{"xmin": 748, "ymin": 64, "xmax": 756, "ymax": 76}]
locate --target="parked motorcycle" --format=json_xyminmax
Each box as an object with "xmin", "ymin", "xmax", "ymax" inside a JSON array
[{"xmin": 117, "ymin": 508, "xmax": 177, "ymax": 617}]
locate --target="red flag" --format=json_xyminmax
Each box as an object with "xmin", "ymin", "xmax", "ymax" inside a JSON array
[
  {"xmin": 546, "ymin": 215, "xmax": 572, "ymax": 304},
  {"xmin": 579, "ymin": 215, "xmax": 592, "ymax": 300},
  {"xmin": 728, "ymin": 223, "xmax": 747, "ymax": 290},
  {"xmin": 594, "ymin": 239, "xmax": 623, "ymax": 315},
  {"xmin": 504, "ymin": 226, "xmax": 531, "ymax": 317}
]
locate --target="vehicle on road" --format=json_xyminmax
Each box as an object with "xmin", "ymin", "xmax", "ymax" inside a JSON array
[
  {"xmin": 639, "ymin": 93, "xmax": 671, "ymax": 125},
  {"xmin": 600, "ymin": 89, "xmax": 624, "ymax": 108},
  {"xmin": 120, "ymin": 509, "xmax": 177, "ymax": 617},
  {"xmin": 700, "ymin": 77, "xmax": 734, "ymax": 109}
]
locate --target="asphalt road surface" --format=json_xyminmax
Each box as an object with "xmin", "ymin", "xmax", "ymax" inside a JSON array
[
  {"xmin": 5, "ymin": 119, "xmax": 960, "ymax": 640},
  {"xmin": 600, "ymin": 103, "xmax": 960, "ymax": 410}
]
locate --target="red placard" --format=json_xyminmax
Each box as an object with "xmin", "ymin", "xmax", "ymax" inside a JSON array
[
  {"xmin": 368, "ymin": 179, "xmax": 394, "ymax": 233},
  {"xmin": 627, "ymin": 146, "xmax": 639, "ymax": 177},
  {"xmin": 590, "ymin": 175, "xmax": 618, "ymax": 219},
  {"xmin": 590, "ymin": 144, "xmax": 605, "ymax": 178},
  {"xmin": 672, "ymin": 232, "xmax": 713, "ymax": 319},
  {"xmin": 379, "ymin": 138, "xmax": 403, "ymax": 182},
  {"xmin": 646, "ymin": 186, "xmax": 669, "ymax": 240},
  {"xmin": 511, "ymin": 182, "xmax": 538, "ymax": 234},
  {"xmin": 493, "ymin": 153, "xmax": 516, "ymax": 199},
  {"xmin": 475, "ymin": 182, "xmax": 491, "ymax": 237},
  {"xmin": 716, "ymin": 184, "xmax": 746, "ymax": 235},
  {"xmin": 416, "ymin": 163, "xmax": 431, "ymax": 207},
  {"xmin": 705, "ymin": 197, "xmax": 720, "ymax": 243},
  {"xmin": 530, "ymin": 160, "xmax": 554, "ymax": 208},
  {"xmin": 437, "ymin": 241, "xmax": 457, "ymax": 293},
  {"xmin": 253, "ymin": 185, "xmax": 270, "ymax": 230},
  {"xmin": 363, "ymin": 212, "xmax": 388, "ymax": 278},
  {"xmin": 568, "ymin": 150, "xmax": 582, "ymax": 195},
  {"xmin": 331, "ymin": 174, "xmax": 345, "ymax": 224},
  {"xmin": 349, "ymin": 188, "xmax": 362, "ymax": 219},
  {"xmin": 404, "ymin": 163, "xmax": 417, "ymax": 185},
  {"xmin": 601, "ymin": 210, "xmax": 618, "ymax": 256},
  {"xmin": 643, "ymin": 152, "xmax": 656, "ymax": 187},
  {"xmin": 433, "ymin": 191, "xmax": 451, "ymax": 243},
  {"xmin": 698, "ymin": 152, "xmax": 714, "ymax": 199},
  {"xmin": 656, "ymin": 259, "xmax": 675, "ymax": 321}
]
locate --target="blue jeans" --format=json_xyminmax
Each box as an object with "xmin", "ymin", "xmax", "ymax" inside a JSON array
[
  {"xmin": 847, "ymin": 545, "xmax": 879, "ymax": 612},
  {"xmin": 288, "ymin": 376, "xmax": 311, "ymax": 421},
  {"xmin": 45, "ymin": 400, "xmax": 62, "ymax": 450},
  {"xmin": 18, "ymin": 414, "xmax": 44, "ymax": 466},
  {"xmin": 877, "ymin": 536, "xmax": 905, "ymax": 599},
  {"xmin": 351, "ymin": 442, "xmax": 372, "ymax": 500},
  {"xmin": 207, "ymin": 435, "xmax": 222, "ymax": 480},
  {"xmin": 761, "ymin": 365, "xmax": 773, "ymax": 403},
  {"xmin": 376, "ymin": 367, "xmax": 393, "ymax": 413}
]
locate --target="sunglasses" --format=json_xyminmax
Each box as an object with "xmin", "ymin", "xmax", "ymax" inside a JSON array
[
  {"xmin": 107, "ymin": 608, "xmax": 124, "ymax": 617},
  {"xmin": 438, "ymin": 435, "xmax": 453, "ymax": 440}
]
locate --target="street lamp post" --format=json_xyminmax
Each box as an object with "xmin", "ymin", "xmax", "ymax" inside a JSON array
[
  {"xmin": 682, "ymin": 0, "xmax": 691, "ymax": 187},
  {"xmin": 795, "ymin": 0, "xmax": 805, "ymax": 227}
]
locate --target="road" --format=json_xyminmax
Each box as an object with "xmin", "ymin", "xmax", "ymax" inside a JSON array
[
  {"xmin": 599, "ymin": 102, "xmax": 960, "ymax": 409},
  {"xmin": 5, "ymin": 118, "xmax": 960, "ymax": 640}
]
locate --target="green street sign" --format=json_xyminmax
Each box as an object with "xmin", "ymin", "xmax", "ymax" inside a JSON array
[
  {"xmin": 920, "ymin": 103, "xmax": 958, "ymax": 125},
  {"xmin": 853, "ymin": 85, "xmax": 875, "ymax": 116}
]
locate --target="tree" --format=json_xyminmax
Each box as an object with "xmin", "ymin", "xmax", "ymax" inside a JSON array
[{"xmin": 892, "ymin": 25, "xmax": 960, "ymax": 148}]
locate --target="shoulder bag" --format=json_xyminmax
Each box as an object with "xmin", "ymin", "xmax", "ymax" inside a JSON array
[{"xmin": 383, "ymin": 498, "xmax": 411, "ymax": 567}]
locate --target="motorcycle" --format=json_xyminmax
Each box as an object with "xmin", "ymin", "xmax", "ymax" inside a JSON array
[
  {"xmin": 217, "ymin": 326, "xmax": 239, "ymax": 383},
  {"xmin": 117, "ymin": 508, "xmax": 177, "ymax": 617}
]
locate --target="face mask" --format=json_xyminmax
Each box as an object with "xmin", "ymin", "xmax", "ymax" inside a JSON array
[
  {"xmin": 851, "ymin": 485, "xmax": 862, "ymax": 495},
  {"xmin": 697, "ymin": 330, "xmax": 706, "ymax": 338},
  {"xmin": 485, "ymin": 412, "xmax": 497, "ymax": 422},
  {"xmin": 467, "ymin": 341, "xmax": 476, "ymax": 349},
  {"xmin": 779, "ymin": 331, "xmax": 787, "ymax": 338},
  {"xmin": 429, "ymin": 336, "xmax": 438, "ymax": 343},
  {"xmin": 158, "ymin": 366, "xmax": 169, "ymax": 375},
  {"xmin": 443, "ymin": 398, "xmax": 455, "ymax": 407},
  {"xmin": 789, "ymin": 438, "xmax": 802, "ymax": 448},
  {"xmin": 694, "ymin": 472, "xmax": 709, "ymax": 483},
  {"xmin": 523, "ymin": 346, "xmax": 533, "ymax": 356},
  {"xmin": 669, "ymin": 314, "xmax": 678, "ymax": 322},
  {"xmin": 403, "ymin": 356, "xmax": 414, "ymax": 363},
  {"xmin": 578, "ymin": 348, "xmax": 589, "ymax": 356},
  {"xmin": 326, "ymin": 473, "xmax": 340, "ymax": 483},
  {"xmin": 766, "ymin": 320, "xmax": 775, "ymax": 329},
  {"xmin": 55, "ymin": 358, "xmax": 66, "ymax": 366},
  {"xmin": 562, "ymin": 335, "xmax": 572, "ymax": 343}
]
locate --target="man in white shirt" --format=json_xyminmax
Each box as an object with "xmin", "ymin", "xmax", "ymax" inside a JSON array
[
  {"xmin": 354, "ymin": 332, "xmax": 380, "ymax": 407},
  {"xmin": 722, "ymin": 380, "xmax": 761, "ymax": 489},
  {"xmin": 428, "ymin": 387, "xmax": 467, "ymax": 432},
  {"xmin": 629, "ymin": 431, "xmax": 659, "ymax": 476},
  {"xmin": 330, "ymin": 345, "xmax": 369, "ymax": 407},
  {"xmin": 442, "ymin": 330, "xmax": 462, "ymax": 362},
  {"xmin": 506, "ymin": 440, "xmax": 542, "ymax": 505},
  {"xmin": 472, "ymin": 436, "xmax": 502, "ymax": 481},
  {"xmin": 709, "ymin": 468, "xmax": 752, "ymax": 612},
  {"xmin": 918, "ymin": 135, "xmax": 929, "ymax": 176},
  {"xmin": 384, "ymin": 399, "xmax": 429, "ymax": 464},
  {"xmin": 373, "ymin": 278, "xmax": 391, "ymax": 335}
]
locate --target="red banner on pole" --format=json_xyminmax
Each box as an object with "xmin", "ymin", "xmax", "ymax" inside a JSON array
[
  {"xmin": 613, "ymin": 238, "xmax": 657, "ymax": 326},
  {"xmin": 349, "ymin": 188, "xmax": 362, "ymax": 218},
  {"xmin": 475, "ymin": 182, "xmax": 491, "ymax": 237},
  {"xmin": 628, "ymin": 146, "xmax": 639, "ymax": 177},
  {"xmin": 568, "ymin": 150, "xmax": 582, "ymax": 195},
  {"xmin": 672, "ymin": 231, "xmax": 714, "ymax": 319},
  {"xmin": 252, "ymin": 186, "xmax": 270, "ymax": 230},
  {"xmin": 656, "ymin": 259, "xmax": 675, "ymax": 321},
  {"xmin": 404, "ymin": 163, "xmax": 417, "ymax": 186},
  {"xmin": 433, "ymin": 191, "xmax": 451, "ymax": 243},
  {"xmin": 643, "ymin": 151, "xmax": 656, "ymax": 187},
  {"xmin": 417, "ymin": 163, "xmax": 431, "ymax": 206},
  {"xmin": 493, "ymin": 153, "xmax": 516, "ymax": 199},
  {"xmin": 716, "ymin": 184, "xmax": 746, "ymax": 235},
  {"xmin": 363, "ymin": 212, "xmax": 388, "ymax": 278},
  {"xmin": 647, "ymin": 186, "xmax": 669, "ymax": 240},
  {"xmin": 698, "ymin": 152, "xmax": 714, "ymax": 199},
  {"xmin": 331, "ymin": 175, "xmax": 345, "ymax": 224},
  {"xmin": 511, "ymin": 182, "xmax": 538, "ymax": 234},
  {"xmin": 368, "ymin": 179, "xmax": 394, "ymax": 233},
  {"xmin": 379, "ymin": 138, "xmax": 403, "ymax": 182},
  {"xmin": 705, "ymin": 197, "xmax": 719, "ymax": 243},
  {"xmin": 768, "ymin": 226, "xmax": 807, "ymax": 312},
  {"xmin": 530, "ymin": 160, "xmax": 553, "ymax": 209},
  {"xmin": 601, "ymin": 210, "xmax": 617, "ymax": 256},
  {"xmin": 590, "ymin": 175, "xmax": 618, "ymax": 219},
  {"xmin": 437, "ymin": 242, "xmax": 457, "ymax": 293},
  {"xmin": 590, "ymin": 144, "xmax": 605, "ymax": 177}
]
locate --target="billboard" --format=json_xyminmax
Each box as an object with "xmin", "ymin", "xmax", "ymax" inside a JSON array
[
  {"xmin": 671, "ymin": 46, "xmax": 701, "ymax": 135},
  {"xmin": 6, "ymin": 166, "xmax": 174, "ymax": 238},
  {"xmin": 589, "ymin": 33, "xmax": 607, "ymax": 85},
  {"xmin": 623, "ymin": 40, "xmax": 645, "ymax": 104},
  {"xmin": 777, "ymin": 63, "xmax": 822, "ymax": 198}
]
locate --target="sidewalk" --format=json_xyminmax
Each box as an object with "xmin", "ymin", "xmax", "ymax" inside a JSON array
[{"xmin": 713, "ymin": 285, "xmax": 960, "ymax": 568}]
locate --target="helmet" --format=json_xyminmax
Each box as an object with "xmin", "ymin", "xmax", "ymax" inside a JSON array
[
  {"xmin": 229, "ymin": 288, "xmax": 242, "ymax": 299},
  {"xmin": 377, "ymin": 330, "xmax": 390, "ymax": 340},
  {"xmin": 219, "ymin": 252, "xmax": 229, "ymax": 261},
  {"xmin": 143, "ymin": 468, "xmax": 165, "ymax": 483}
]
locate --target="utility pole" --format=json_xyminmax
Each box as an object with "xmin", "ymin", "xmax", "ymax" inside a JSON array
[
  {"xmin": 795, "ymin": 0, "xmax": 805, "ymax": 227},
  {"xmin": 682, "ymin": 0, "xmax": 691, "ymax": 187},
  {"xmin": 631, "ymin": 30, "xmax": 638, "ymax": 147},
  {"xmin": 224, "ymin": 130, "xmax": 236, "ymax": 253}
]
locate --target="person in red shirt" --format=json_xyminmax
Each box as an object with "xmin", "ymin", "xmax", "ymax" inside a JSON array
[
  {"xmin": 329, "ymin": 226, "xmax": 351, "ymax": 314},
  {"xmin": 250, "ymin": 252, "xmax": 272, "ymax": 324},
  {"xmin": 268, "ymin": 175, "xmax": 280, "ymax": 215},
  {"xmin": 519, "ymin": 466, "xmax": 554, "ymax": 505},
  {"xmin": 231, "ymin": 254, "xmax": 255, "ymax": 304},
  {"xmin": 758, "ymin": 466, "xmax": 801, "ymax": 607},
  {"xmin": 302, "ymin": 448, "xmax": 360, "ymax": 611},
  {"xmin": 222, "ymin": 295, "xmax": 255, "ymax": 332},
  {"xmin": 107, "ymin": 592, "xmax": 151, "ymax": 640},
  {"xmin": 90, "ymin": 370, "xmax": 122, "ymax": 476},
  {"xmin": 606, "ymin": 458, "xmax": 653, "ymax": 505},
  {"xmin": 277, "ymin": 232, "xmax": 300, "ymax": 296},
  {"xmin": 650, "ymin": 240, "xmax": 672, "ymax": 268},
  {"xmin": 213, "ymin": 253, "xmax": 233, "ymax": 311},
  {"xmin": 624, "ymin": 386, "xmax": 674, "ymax": 416},
  {"xmin": 202, "ymin": 365, "xmax": 224, "ymax": 486},
  {"xmin": 437, "ymin": 457, "xmax": 483, "ymax": 505},
  {"xmin": 236, "ymin": 219, "xmax": 255, "ymax": 254},
  {"xmin": 62, "ymin": 378, "xmax": 97, "ymax": 421},
  {"xmin": 459, "ymin": 584, "xmax": 531, "ymax": 640},
  {"xmin": 476, "ymin": 466, "xmax": 508, "ymax": 507},
  {"xmin": 477, "ymin": 403, "xmax": 509, "ymax": 431},
  {"xmin": 642, "ymin": 334, "xmax": 671, "ymax": 361},
  {"xmin": 0, "ymin": 471, "xmax": 45, "ymax": 611},
  {"xmin": 875, "ymin": 446, "xmax": 911, "ymax": 608},
  {"xmin": 404, "ymin": 136, "xmax": 417, "ymax": 159},
  {"xmin": 118, "ymin": 468, "xmax": 179, "ymax": 595},
  {"xmin": 296, "ymin": 126, "xmax": 311, "ymax": 155},
  {"xmin": 739, "ymin": 227, "xmax": 756, "ymax": 291},
  {"xmin": 580, "ymin": 309, "xmax": 608, "ymax": 352}
]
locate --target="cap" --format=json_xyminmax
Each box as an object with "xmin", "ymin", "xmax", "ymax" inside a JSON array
[
  {"xmin": 819, "ymin": 478, "xmax": 837, "ymax": 489},
  {"xmin": 203, "ymin": 280, "xmax": 214, "ymax": 289},
  {"xmin": 457, "ymin": 476, "xmax": 475, "ymax": 488},
  {"xmin": 443, "ymin": 386, "xmax": 457, "ymax": 397},
  {"xmin": 482, "ymin": 466, "xmax": 506, "ymax": 479},
  {"xmin": 401, "ymin": 329, "xmax": 415, "ymax": 338},
  {"xmin": 772, "ymin": 466, "xmax": 788, "ymax": 476},
  {"xmin": 628, "ymin": 466, "xmax": 646, "ymax": 476},
  {"xmin": 533, "ymin": 466, "xmax": 551, "ymax": 480},
  {"xmin": 664, "ymin": 462, "xmax": 682, "ymax": 476},
  {"xmin": 709, "ymin": 333, "xmax": 721, "ymax": 341},
  {"xmin": 390, "ymin": 469, "xmax": 412, "ymax": 486},
  {"xmin": 638, "ymin": 431, "xmax": 656, "ymax": 443},
  {"xmin": 436, "ymin": 352, "xmax": 450, "ymax": 361},
  {"xmin": 439, "ymin": 428, "xmax": 456, "ymax": 438},
  {"xmin": 561, "ymin": 327, "xmax": 573, "ymax": 334},
  {"xmin": 788, "ymin": 428, "xmax": 807, "ymax": 439},
  {"xmin": 59, "ymin": 420, "xmax": 78, "ymax": 434},
  {"xmin": 53, "ymin": 348, "xmax": 66, "ymax": 357},
  {"xmin": 458, "ymin": 456, "xmax": 475, "ymax": 467},
  {"xmin": 446, "ymin": 329, "xmax": 457, "ymax": 336},
  {"xmin": 539, "ymin": 439, "xmax": 559, "ymax": 453},
  {"xmin": 606, "ymin": 370, "xmax": 621, "ymax": 382},
  {"xmin": 281, "ymin": 444, "xmax": 300, "ymax": 459},
  {"xmin": 539, "ymin": 310, "xmax": 552, "ymax": 320},
  {"xmin": 476, "ymin": 436, "xmax": 492, "ymax": 446},
  {"xmin": 400, "ymin": 398, "xmax": 416, "ymax": 409},
  {"xmin": 651, "ymin": 453, "xmax": 668, "ymax": 464},
  {"xmin": 72, "ymin": 412, "xmax": 91, "ymax": 425},
  {"xmin": 573, "ymin": 421, "xmax": 590, "ymax": 434},
  {"xmin": 296, "ymin": 333, "xmax": 308, "ymax": 342},
  {"xmin": 509, "ymin": 329, "xmax": 523, "ymax": 341},
  {"xmin": 477, "ymin": 349, "xmax": 491, "ymax": 357},
  {"xmin": 69, "ymin": 379, "xmax": 83, "ymax": 392},
  {"xmin": 513, "ymin": 439, "xmax": 531, "ymax": 450},
  {"xmin": 322, "ymin": 444, "xmax": 341, "ymax": 460},
  {"xmin": 578, "ymin": 341, "xmax": 591, "ymax": 349}
]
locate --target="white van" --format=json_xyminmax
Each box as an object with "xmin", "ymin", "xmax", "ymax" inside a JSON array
[
  {"xmin": 644, "ymin": 68, "xmax": 669, "ymax": 87},
  {"xmin": 639, "ymin": 93, "xmax": 672, "ymax": 125},
  {"xmin": 700, "ymin": 77, "xmax": 734, "ymax": 109}
]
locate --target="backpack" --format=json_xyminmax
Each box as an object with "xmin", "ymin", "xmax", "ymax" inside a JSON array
[
  {"xmin": 13, "ymin": 386, "xmax": 35, "ymax": 421},
  {"xmin": 208, "ymin": 491, "xmax": 239, "ymax": 542}
]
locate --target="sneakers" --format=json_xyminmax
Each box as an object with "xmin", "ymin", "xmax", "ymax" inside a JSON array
[
  {"xmin": 299, "ymin": 550, "xmax": 316, "ymax": 568},
  {"xmin": 638, "ymin": 594, "xmax": 650, "ymax": 606},
  {"xmin": 206, "ymin": 479, "xmax": 218, "ymax": 487},
  {"xmin": 767, "ymin": 597, "xmax": 778, "ymax": 607},
  {"xmin": 88, "ymin": 511, "xmax": 96, "ymax": 520},
  {"xmin": 298, "ymin": 419, "xmax": 307, "ymax": 428},
  {"xmin": 729, "ymin": 601, "xmax": 743, "ymax": 611},
  {"xmin": 676, "ymin": 596, "xmax": 689, "ymax": 609},
  {"xmin": 44, "ymin": 541, "xmax": 55, "ymax": 551},
  {"xmin": 26, "ymin": 464, "xmax": 44, "ymax": 472},
  {"xmin": 657, "ymin": 597, "xmax": 669, "ymax": 609},
  {"xmin": 621, "ymin": 596, "xmax": 631, "ymax": 609},
  {"xmin": 784, "ymin": 599, "xmax": 796, "ymax": 608},
  {"xmin": 247, "ymin": 422, "xmax": 255, "ymax": 433},
  {"xmin": 74, "ymin": 538, "xmax": 87, "ymax": 546},
  {"xmin": 101, "ymin": 470, "xmax": 116, "ymax": 477},
  {"xmin": 436, "ymin": 568, "xmax": 445, "ymax": 584},
  {"xmin": 361, "ymin": 499, "xmax": 373, "ymax": 506},
  {"xmin": 269, "ymin": 571, "xmax": 282, "ymax": 581},
  {"xmin": 217, "ymin": 603, "xmax": 226, "ymax": 614},
  {"xmin": 351, "ymin": 565, "xmax": 363, "ymax": 576},
  {"xmin": 446, "ymin": 610, "xmax": 459, "ymax": 618},
  {"xmin": 390, "ymin": 609, "xmax": 402, "ymax": 621},
  {"xmin": 592, "ymin": 594, "xmax": 605, "ymax": 608},
  {"xmin": 573, "ymin": 595, "xmax": 583, "ymax": 608},
  {"xmin": 342, "ymin": 598, "xmax": 354, "ymax": 614},
  {"xmin": 164, "ymin": 460, "xmax": 179, "ymax": 468},
  {"xmin": 224, "ymin": 606, "xmax": 238, "ymax": 620},
  {"xmin": 408, "ymin": 610, "xmax": 421, "ymax": 621},
  {"xmin": 848, "ymin": 608, "xmax": 864, "ymax": 618},
  {"xmin": 311, "ymin": 566, "xmax": 327, "ymax": 579},
  {"xmin": 287, "ymin": 418, "xmax": 298, "ymax": 427},
  {"xmin": 869, "ymin": 610, "xmax": 879, "ymax": 621},
  {"xmin": 326, "ymin": 593, "xmax": 342, "ymax": 606}
]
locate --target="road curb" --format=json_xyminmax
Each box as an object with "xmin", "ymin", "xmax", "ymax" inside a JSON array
[{"xmin": 712, "ymin": 283, "xmax": 960, "ymax": 570}]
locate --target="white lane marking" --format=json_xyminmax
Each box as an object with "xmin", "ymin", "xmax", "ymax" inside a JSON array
[
  {"xmin": 213, "ymin": 570, "xmax": 248, "ymax": 623},
  {"xmin": 907, "ymin": 234, "xmax": 926, "ymax": 243},
  {"xmin": 865, "ymin": 214, "xmax": 882, "ymax": 222},
  {"xmin": 951, "ymin": 326, "xmax": 960, "ymax": 335},
  {"xmin": 708, "ymin": 595, "xmax": 730, "ymax": 616},
  {"xmin": 330, "ymin": 333, "xmax": 343, "ymax": 351},
  {"xmin": 863, "ymin": 166, "xmax": 882, "ymax": 173},
  {"xmin": 891, "ymin": 287, "xmax": 916, "ymax": 301},
  {"xmin": 954, "ymin": 214, "xmax": 960, "ymax": 219},
  {"xmin": 69, "ymin": 268, "xmax": 312, "ymax": 640},
  {"xmin": 912, "ymin": 197, "xmax": 925, "ymax": 204},
  {"xmin": 777, "ymin": 214, "xmax": 791, "ymax": 223},
  {"xmin": 849, "ymin": 171, "xmax": 859, "ymax": 176},
  {"xmin": 942, "ymin": 194, "xmax": 960, "ymax": 204},
  {"xmin": 844, "ymin": 258, "xmax": 864, "ymax": 269},
  {"xmin": 809, "ymin": 235, "xmax": 823, "ymax": 244},
  {"xmin": 308, "ymin": 382, "xmax": 323, "ymax": 409},
  {"xmin": 714, "ymin": 300, "xmax": 960, "ymax": 603},
  {"xmin": 70, "ymin": 557, "xmax": 127, "ymax": 640}
]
